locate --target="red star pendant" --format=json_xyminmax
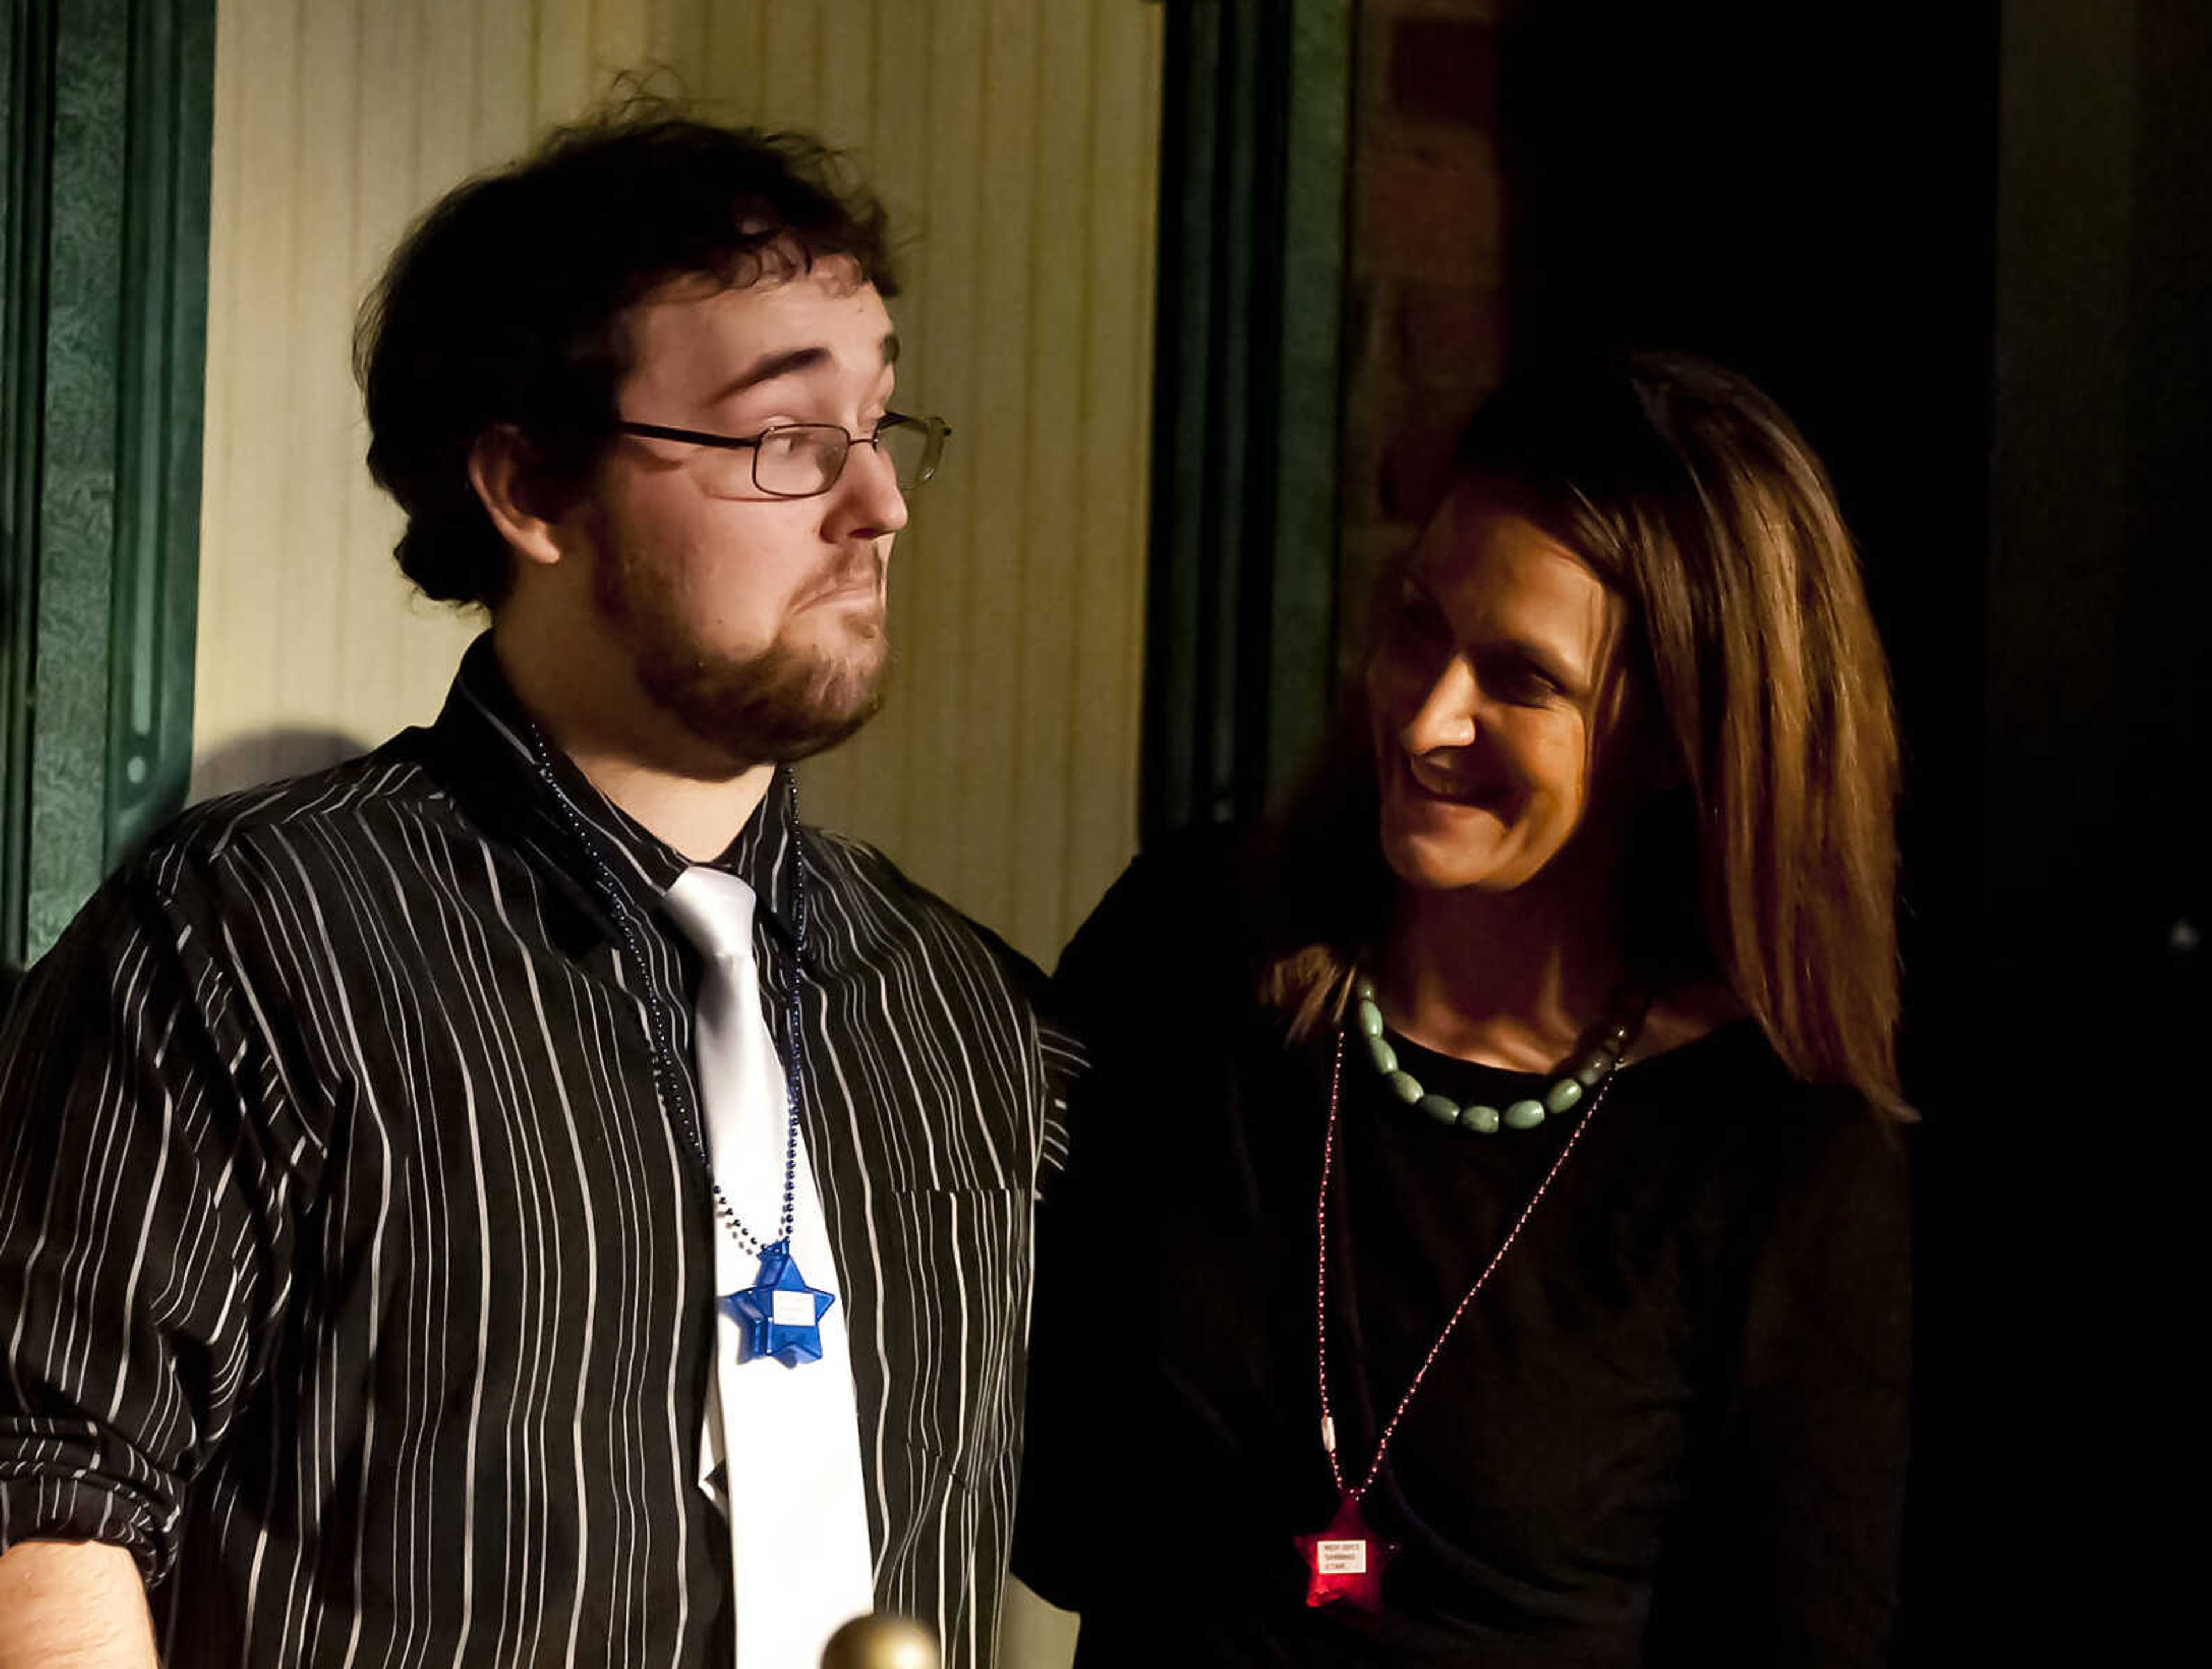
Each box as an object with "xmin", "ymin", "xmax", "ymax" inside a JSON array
[{"xmin": 1294, "ymin": 1492, "xmax": 1398, "ymax": 1610}]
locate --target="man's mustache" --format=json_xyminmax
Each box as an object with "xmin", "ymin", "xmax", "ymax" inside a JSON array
[{"xmin": 797, "ymin": 547, "xmax": 887, "ymax": 606}]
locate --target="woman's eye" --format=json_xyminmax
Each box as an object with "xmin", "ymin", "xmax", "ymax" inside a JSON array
[{"xmin": 1484, "ymin": 657, "xmax": 1563, "ymax": 705}]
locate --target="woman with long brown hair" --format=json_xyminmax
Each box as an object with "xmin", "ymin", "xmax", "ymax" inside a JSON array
[{"xmin": 1016, "ymin": 351, "xmax": 1911, "ymax": 1664}]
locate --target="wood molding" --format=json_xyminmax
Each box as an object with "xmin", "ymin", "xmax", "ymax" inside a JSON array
[{"xmin": 0, "ymin": 0, "xmax": 213, "ymax": 968}]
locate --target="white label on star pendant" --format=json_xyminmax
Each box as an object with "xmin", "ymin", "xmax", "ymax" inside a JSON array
[
  {"xmin": 1316, "ymin": 1539, "xmax": 1368, "ymax": 1574},
  {"xmin": 772, "ymin": 1291, "xmax": 818, "ymax": 1326}
]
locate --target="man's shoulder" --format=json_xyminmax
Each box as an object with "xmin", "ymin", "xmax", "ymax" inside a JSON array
[
  {"xmin": 14, "ymin": 733, "xmax": 465, "ymax": 1042},
  {"xmin": 131, "ymin": 731, "xmax": 454, "ymax": 897},
  {"xmin": 802, "ymin": 826, "xmax": 1047, "ymax": 996}
]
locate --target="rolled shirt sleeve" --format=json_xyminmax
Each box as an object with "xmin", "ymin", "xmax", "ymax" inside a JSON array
[{"xmin": 0, "ymin": 861, "xmax": 309, "ymax": 1583}]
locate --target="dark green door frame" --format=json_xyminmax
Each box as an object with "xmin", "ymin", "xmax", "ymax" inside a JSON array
[
  {"xmin": 1141, "ymin": 0, "xmax": 1354, "ymax": 841},
  {"xmin": 2, "ymin": 0, "xmax": 213, "ymax": 975}
]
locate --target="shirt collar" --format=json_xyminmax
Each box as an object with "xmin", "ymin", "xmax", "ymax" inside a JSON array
[{"xmin": 429, "ymin": 634, "xmax": 808, "ymax": 953}]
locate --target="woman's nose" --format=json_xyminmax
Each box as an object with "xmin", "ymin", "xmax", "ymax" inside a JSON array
[{"xmin": 1399, "ymin": 658, "xmax": 1479, "ymax": 753}]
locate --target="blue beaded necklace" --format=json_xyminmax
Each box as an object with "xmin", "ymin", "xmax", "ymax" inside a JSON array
[{"xmin": 529, "ymin": 738, "xmax": 830, "ymax": 1365}]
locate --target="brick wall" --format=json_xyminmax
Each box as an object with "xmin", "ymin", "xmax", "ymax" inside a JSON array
[{"xmin": 1338, "ymin": 0, "xmax": 1507, "ymax": 673}]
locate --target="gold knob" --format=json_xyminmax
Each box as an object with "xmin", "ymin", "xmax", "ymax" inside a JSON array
[{"xmin": 820, "ymin": 1613, "xmax": 941, "ymax": 1669}]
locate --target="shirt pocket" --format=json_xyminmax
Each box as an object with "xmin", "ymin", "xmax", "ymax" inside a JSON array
[{"xmin": 868, "ymin": 1181, "xmax": 1032, "ymax": 1489}]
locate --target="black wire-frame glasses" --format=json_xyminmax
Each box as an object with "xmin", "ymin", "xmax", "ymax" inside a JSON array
[{"xmin": 613, "ymin": 412, "xmax": 951, "ymax": 499}]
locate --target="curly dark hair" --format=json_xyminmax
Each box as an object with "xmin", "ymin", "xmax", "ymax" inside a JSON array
[{"xmin": 354, "ymin": 107, "xmax": 899, "ymax": 609}]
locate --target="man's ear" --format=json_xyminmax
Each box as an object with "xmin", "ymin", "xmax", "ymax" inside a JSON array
[{"xmin": 467, "ymin": 427, "xmax": 567, "ymax": 570}]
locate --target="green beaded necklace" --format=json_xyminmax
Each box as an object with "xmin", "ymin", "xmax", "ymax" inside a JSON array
[{"xmin": 1350, "ymin": 974, "xmax": 1647, "ymax": 1135}]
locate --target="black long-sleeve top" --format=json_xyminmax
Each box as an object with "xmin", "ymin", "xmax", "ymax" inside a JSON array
[{"xmin": 1016, "ymin": 835, "xmax": 1910, "ymax": 1666}]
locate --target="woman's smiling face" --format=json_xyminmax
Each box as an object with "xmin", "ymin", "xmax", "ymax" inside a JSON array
[{"xmin": 1366, "ymin": 480, "xmax": 1642, "ymax": 897}]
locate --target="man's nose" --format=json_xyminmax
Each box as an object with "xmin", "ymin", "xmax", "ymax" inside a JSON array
[{"xmin": 833, "ymin": 437, "xmax": 909, "ymax": 538}]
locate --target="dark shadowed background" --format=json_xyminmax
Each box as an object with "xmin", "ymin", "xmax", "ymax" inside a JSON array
[{"xmin": 1143, "ymin": 2, "xmax": 2206, "ymax": 1659}]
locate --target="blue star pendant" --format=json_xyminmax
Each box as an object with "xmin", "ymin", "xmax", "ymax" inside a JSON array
[{"xmin": 722, "ymin": 1241, "xmax": 834, "ymax": 1367}]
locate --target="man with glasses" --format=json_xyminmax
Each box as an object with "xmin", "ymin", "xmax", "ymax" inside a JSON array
[{"xmin": 0, "ymin": 112, "xmax": 1071, "ymax": 1668}]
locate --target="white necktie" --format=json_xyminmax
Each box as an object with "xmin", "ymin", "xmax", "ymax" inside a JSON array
[{"xmin": 661, "ymin": 866, "xmax": 874, "ymax": 1668}]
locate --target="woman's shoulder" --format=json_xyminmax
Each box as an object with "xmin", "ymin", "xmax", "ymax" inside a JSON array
[
  {"xmin": 1618, "ymin": 1017, "xmax": 1910, "ymax": 1231},
  {"xmin": 1069, "ymin": 821, "xmax": 1257, "ymax": 935},
  {"xmin": 1054, "ymin": 823, "xmax": 1272, "ymax": 1033}
]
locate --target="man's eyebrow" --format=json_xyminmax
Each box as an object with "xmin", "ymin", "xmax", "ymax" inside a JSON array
[
  {"xmin": 706, "ymin": 346, "xmax": 831, "ymax": 403},
  {"xmin": 704, "ymin": 333, "xmax": 901, "ymax": 404}
]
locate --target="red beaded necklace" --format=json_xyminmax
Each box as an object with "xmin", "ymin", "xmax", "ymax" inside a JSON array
[{"xmin": 1296, "ymin": 1022, "xmax": 1626, "ymax": 1610}]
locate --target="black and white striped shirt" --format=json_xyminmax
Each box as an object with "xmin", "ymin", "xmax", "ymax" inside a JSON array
[{"xmin": 0, "ymin": 636, "xmax": 1077, "ymax": 1667}]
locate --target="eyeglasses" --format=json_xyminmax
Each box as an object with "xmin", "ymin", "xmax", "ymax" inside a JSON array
[{"xmin": 613, "ymin": 412, "xmax": 951, "ymax": 499}]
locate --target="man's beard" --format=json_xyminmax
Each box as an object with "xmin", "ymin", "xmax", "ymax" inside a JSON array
[{"xmin": 593, "ymin": 538, "xmax": 890, "ymax": 767}]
